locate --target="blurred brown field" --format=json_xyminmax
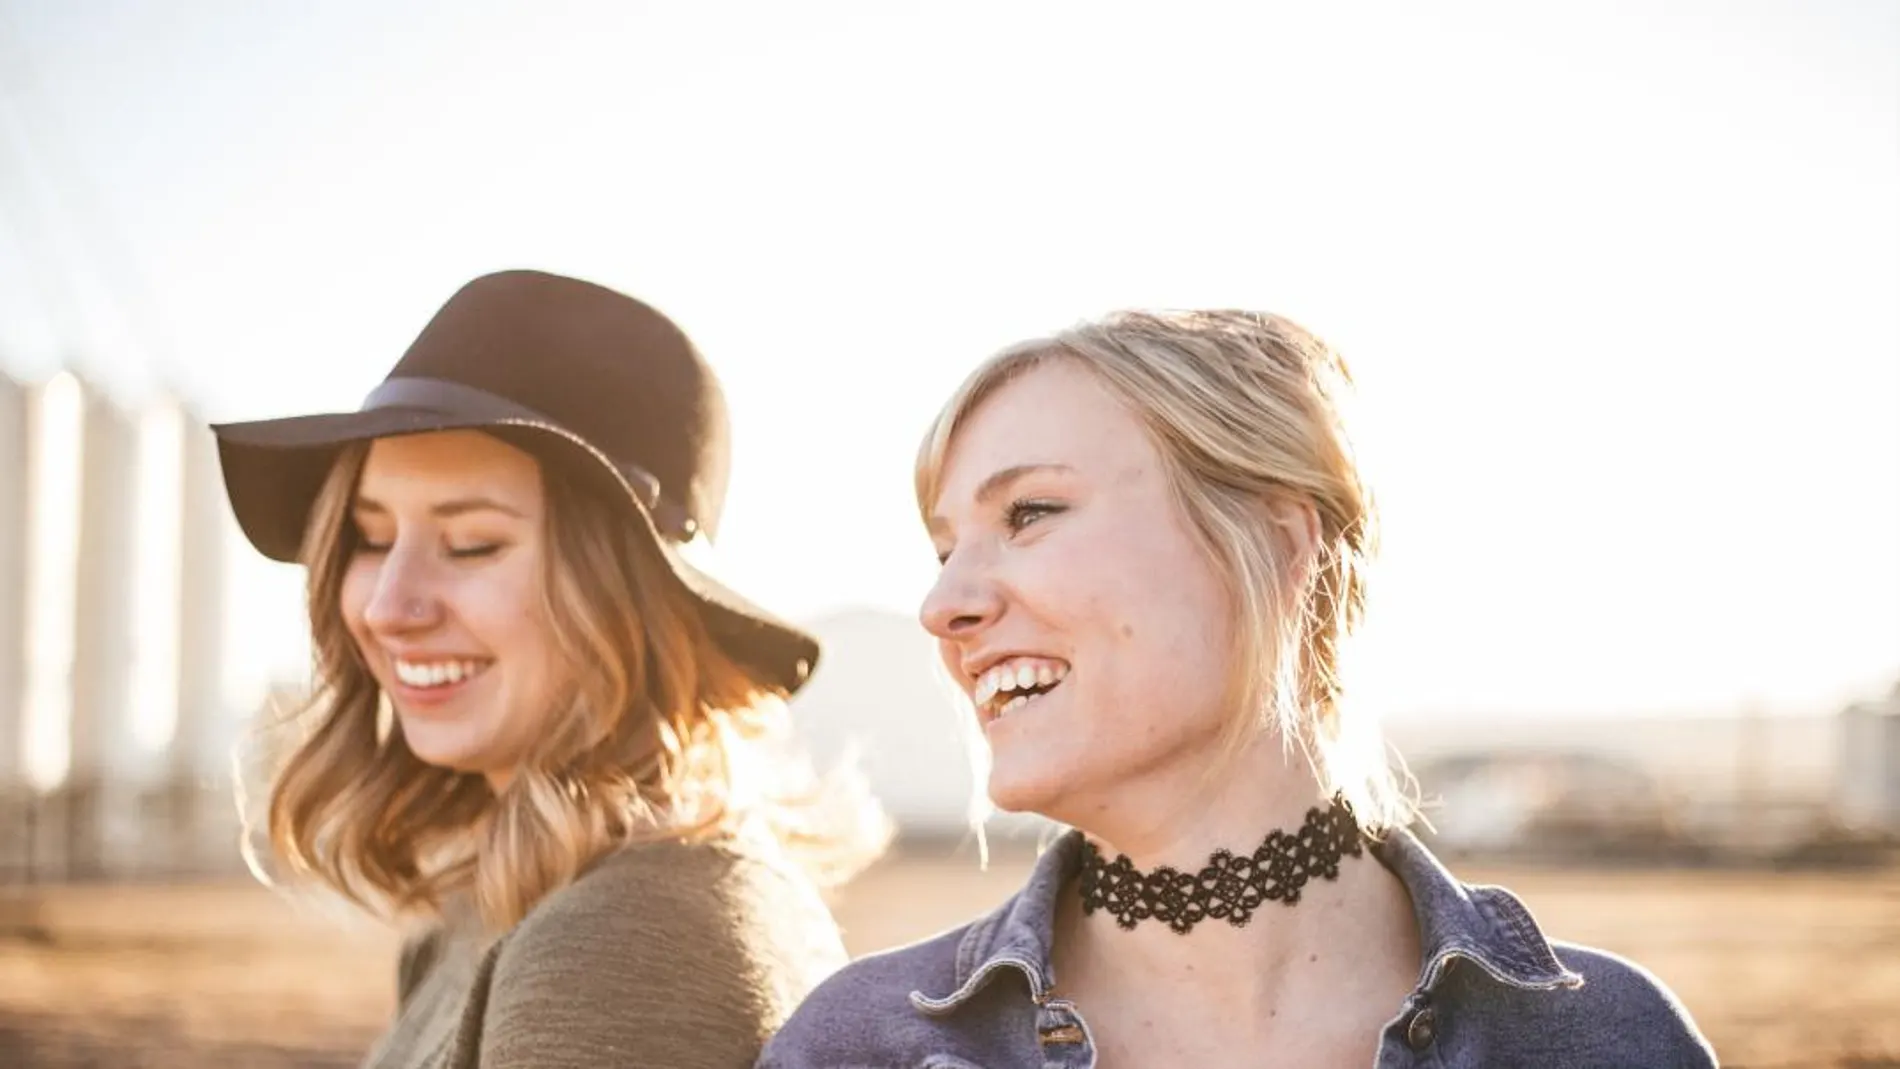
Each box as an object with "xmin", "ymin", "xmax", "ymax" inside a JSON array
[{"xmin": 2, "ymin": 850, "xmax": 1896, "ymax": 1069}]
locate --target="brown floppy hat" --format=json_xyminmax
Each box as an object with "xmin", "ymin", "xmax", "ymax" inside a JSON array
[{"xmin": 211, "ymin": 269, "xmax": 819, "ymax": 694}]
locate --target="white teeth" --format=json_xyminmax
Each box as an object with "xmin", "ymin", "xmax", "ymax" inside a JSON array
[
  {"xmin": 394, "ymin": 658, "xmax": 486, "ymax": 689},
  {"xmin": 968, "ymin": 658, "xmax": 1070, "ymax": 716},
  {"xmin": 974, "ymin": 672, "xmax": 998, "ymax": 707},
  {"xmin": 997, "ymin": 694, "xmax": 1031, "ymax": 718}
]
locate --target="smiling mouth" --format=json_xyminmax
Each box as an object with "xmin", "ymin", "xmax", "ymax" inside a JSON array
[
  {"xmin": 972, "ymin": 658, "xmax": 1070, "ymax": 722},
  {"xmin": 391, "ymin": 657, "xmax": 492, "ymax": 690}
]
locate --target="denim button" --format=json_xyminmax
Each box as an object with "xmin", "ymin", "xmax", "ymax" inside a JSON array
[{"xmin": 1404, "ymin": 1005, "xmax": 1438, "ymax": 1051}]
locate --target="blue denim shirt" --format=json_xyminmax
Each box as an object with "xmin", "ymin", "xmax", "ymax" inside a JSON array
[{"xmin": 760, "ymin": 827, "xmax": 1717, "ymax": 1068}]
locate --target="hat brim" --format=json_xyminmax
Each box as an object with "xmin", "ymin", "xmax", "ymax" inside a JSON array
[{"xmin": 212, "ymin": 404, "xmax": 819, "ymax": 695}]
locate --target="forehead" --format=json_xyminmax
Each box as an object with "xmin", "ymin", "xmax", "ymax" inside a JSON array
[
  {"xmin": 935, "ymin": 359, "xmax": 1149, "ymax": 506},
  {"xmin": 357, "ymin": 430, "xmax": 543, "ymax": 500}
]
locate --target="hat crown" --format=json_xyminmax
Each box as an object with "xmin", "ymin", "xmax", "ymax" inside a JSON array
[{"xmin": 392, "ymin": 270, "xmax": 730, "ymax": 539}]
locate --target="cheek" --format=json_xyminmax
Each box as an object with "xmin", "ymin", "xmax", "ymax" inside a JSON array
[
  {"xmin": 1072, "ymin": 552, "xmax": 1172, "ymax": 650},
  {"xmin": 1090, "ymin": 537, "xmax": 1233, "ymax": 696},
  {"xmin": 338, "ymin": 566, "xmax": 376, "ymax": 643},
  {"xmin": 1147, "ymin": 578, "xmax": 1232, "ymax": 693},
  {"xmin": 462, "ymin": 563, "xmax": 560, "ymax": 666}
]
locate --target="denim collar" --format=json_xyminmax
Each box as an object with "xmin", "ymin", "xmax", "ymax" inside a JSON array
[{"xmin": 909, "ymin": 825, "xmax": 1583, "ymax": 1016}]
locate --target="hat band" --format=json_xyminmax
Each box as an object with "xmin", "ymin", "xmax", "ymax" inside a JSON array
[{"xmin": 363, "ymin": 375, "xmax": 698, "ymax": 541}]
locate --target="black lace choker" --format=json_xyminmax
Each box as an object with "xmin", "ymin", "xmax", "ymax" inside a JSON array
[{"xmin": 1077, "ymin": 798, "xmax": 1365, "ymax": 934}]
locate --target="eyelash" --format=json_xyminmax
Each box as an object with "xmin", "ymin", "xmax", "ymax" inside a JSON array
[
  {"xmin": 936, "ymin": 498, "xmax": 1065, "ymax": 564},
  {"xmin": 352, "ymin": 537, "xmax": 503, "ymax": 560},
  {"xmin": 448, "ymin": 544, "xmax": 503, "ymax": 560},
  {"xmin": 1005, "ymin": 499, "xmax": 1064, "ymax": 532}
]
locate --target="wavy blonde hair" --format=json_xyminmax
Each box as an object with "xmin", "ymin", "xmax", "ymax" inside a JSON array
[
  {"xmin": 251, "ymin": 435, "xmax": 888, "ymax": 930},
  {"xmin": 916, "ymin": 310, "xmax": 1415, "ymax": 833}
]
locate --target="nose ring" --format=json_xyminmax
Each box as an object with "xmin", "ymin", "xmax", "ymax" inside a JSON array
[{"xmin": 405, "ymin": 599, "xmax": 428, "ymax": 620}]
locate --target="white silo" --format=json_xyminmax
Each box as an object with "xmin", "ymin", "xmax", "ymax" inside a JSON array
[
  {"xmin": 66, "ymin": 376, "xmax": 143, "ymax": 874},
  {"xmin": 0, "ymin": 373, "xmax": 27, "ymax": 793},
  {"xmin": 172, "ymin": 408, "xmax": 233, "ymax": 869},
  {"xmin": 1839, "ymin": 681, "xmax": 1900, "ymax": 833},
  {"xmin": 0, "ymin": 373, "xmax": 28, "ymax": 878}
]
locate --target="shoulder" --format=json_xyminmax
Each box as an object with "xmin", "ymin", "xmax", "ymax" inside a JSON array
[
  {"xmin": 502, "ymin": 838, "xmax": 732, "ymax": 963},
  {"xmin": 1443, "ymin": 936, "xmax": 1716, "ymax": 1068},
  {"xmin": 502, "ymin": 835, "xmax": 846, "ymax": 991},
  {"xmin": 394, "ymin": 923, "xmax": 448, "ymax": 1007},
  {"xmin": 1376, "ymin": 833, "xmax": 1714, "ymax": 1066},
  {"xmin": 475, "ymin": 837, "xmax": 848, "ymax": 1068},
  {"xmin": 759, "ymin": 923, "xmax": 971, "ymax": 1068},
  {"xmin": 1543, "ymin": 940, "xmax": 1716, "ymax": 1066},
  {"xmin": 526, "ymin": 835, "xmax": 780, "ymax": 930},
  {"xmin": 557, "ymin": 833, "xmax": 769, "ymax": 899}
]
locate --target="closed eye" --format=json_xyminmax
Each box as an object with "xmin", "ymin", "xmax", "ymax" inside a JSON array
[
  {"xmin": 349, "ymin": 535, "xmax": 503, "ymax": 560},
  {"xmin": 352, "ymin": 527, "xmax": 391, "ymax": 555},
  {"xmin": 448, "ymin": 544, "xmax": 504, "ymax": 560}
]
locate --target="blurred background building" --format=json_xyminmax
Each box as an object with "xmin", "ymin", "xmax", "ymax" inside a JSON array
[{"xmin": 0, "ymin": 373, "xmax": 235, "ymax": 882}]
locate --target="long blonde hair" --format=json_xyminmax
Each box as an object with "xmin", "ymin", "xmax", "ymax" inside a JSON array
[
  {"xmin": 916, "ymin": 310, "xmax": 1414, "ymax": 833},
  {"xmin": 252, "ymin": 436, "xmax": 888, "ymax": 930}
]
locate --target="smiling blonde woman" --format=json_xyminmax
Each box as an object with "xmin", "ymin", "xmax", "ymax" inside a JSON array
[
  {"xmin": 760, "ymin": 310, "xmax": 1714, "ymax": 1068},
  {"xmin": 213, "ymin": 270, "xmax": 887, "ymax": 1069}
]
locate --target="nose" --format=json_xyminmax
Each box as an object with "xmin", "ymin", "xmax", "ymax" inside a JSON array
[
  {"xmin": 360, "ymin": 543, "xmax": 441, "ymax": 633},
  {"xmin": 919, "ymin": 549, "xmax": 1002, "ymax": 643}
]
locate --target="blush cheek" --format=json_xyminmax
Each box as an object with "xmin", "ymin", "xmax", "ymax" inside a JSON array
[
  {"xmin": 481, "ymin": 567, "xmax": 568, "ymax": 752},
  {"xmin": 338, "ymin": 577, "xmax": 377, "ymax": 672}
]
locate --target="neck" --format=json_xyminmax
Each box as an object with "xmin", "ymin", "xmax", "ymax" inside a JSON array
[
  {"xmin": 1049, "ymin": 738, "xmax": 1419, "ymax": 1043},
  {"xmin": 1062, "ymin": 732, "xmax": 1329, "ymax": 869}
]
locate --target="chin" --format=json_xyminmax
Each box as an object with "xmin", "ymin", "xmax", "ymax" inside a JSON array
[
  {"xmin": 985, "ymin": 761, "xmax": 1074, "ymax": 819},
  {"xmin": 406, "ymin": 744, "xmax": 485, "ymax": 775},
  {"xmin": 399, "ymin": 724, "xmax": 496, "ymax": 776}
]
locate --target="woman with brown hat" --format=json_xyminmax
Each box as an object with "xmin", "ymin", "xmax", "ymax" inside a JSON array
[{"xmin": 213, "ymin": 269, "xmax": 888, "ymax": 1069}]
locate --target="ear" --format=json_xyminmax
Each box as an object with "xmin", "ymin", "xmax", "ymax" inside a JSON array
[{"xmin": 1262, "ymin": 494, "xmax": 1322, "ymax": 588}]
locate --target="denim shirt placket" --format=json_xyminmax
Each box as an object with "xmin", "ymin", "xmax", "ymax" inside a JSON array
[
  {"xmin": 911, "ymin": 949, "xmax": 1100, "ymax": 1068},
  {"xmin": 923, "ymin": 948, "xmax": 1443, "ymax": 1069},
  {"xmin": 1374, "ymin": 984, "xmax": 1450, "ymax": 1068},
  {"xmin": 1031, "ymin": 993, "xmax": 1096, "ymax": 1069}
]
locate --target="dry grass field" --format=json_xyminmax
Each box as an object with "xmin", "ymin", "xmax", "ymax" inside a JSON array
[{"xmin": 2, "ymin": 850, "xmax": 1896, "ymax": 1068}]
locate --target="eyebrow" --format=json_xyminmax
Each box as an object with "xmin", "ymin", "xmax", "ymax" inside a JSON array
[
  {"xmin": 927, "ymin": 463, "xmax": 1075, "ymax": 533},
  {"xmin": 352, "ymin": 495, "xmax": 528, "ymax": 520}
]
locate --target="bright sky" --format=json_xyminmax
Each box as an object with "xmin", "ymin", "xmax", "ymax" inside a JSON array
[{"xmin": 2, "ymin": 0, "xmax": 1896, "ymax": 729}]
